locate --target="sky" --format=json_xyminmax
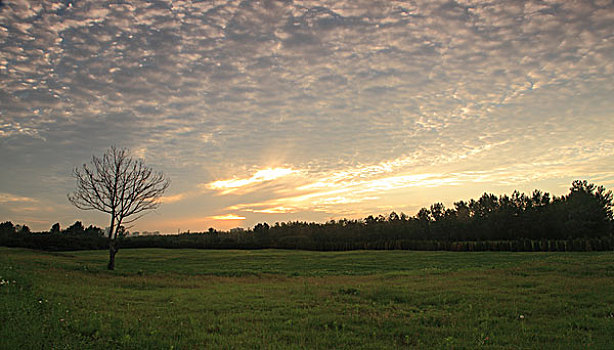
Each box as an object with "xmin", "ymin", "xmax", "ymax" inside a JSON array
[{"xmin": 1, "ymin": 0, "xmax": 613, "ymax": 233}]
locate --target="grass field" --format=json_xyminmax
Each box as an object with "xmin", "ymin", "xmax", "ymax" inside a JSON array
[{"xmin": 1, "ymin": 247, "xmax": 613, "ymax": 349}]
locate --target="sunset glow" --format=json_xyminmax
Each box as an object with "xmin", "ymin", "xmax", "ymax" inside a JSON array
[
  {"xmin": 1, "ymin": 0, "xmax": 612, "ymax": 232},
  {"xmin": 209, "ymin": 214, "xmax": 247, "ymax": 221},
  {"xmin": 206, "ymin": 168, "xmax": 299, "ymax": 194}
]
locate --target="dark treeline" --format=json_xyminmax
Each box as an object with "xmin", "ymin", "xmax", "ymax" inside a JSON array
[
  {"xmin": 0, "ymin": 220, "xmax": 108, "ymax": 251},
  {"xmin": 1, "ymin": 180, "xmax": 613, "ymax": 252}
]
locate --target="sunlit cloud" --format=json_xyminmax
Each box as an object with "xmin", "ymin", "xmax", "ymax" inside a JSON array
[
  {"xmin": 10, "ymin": 205, "xmax": 55, "ymax": 213},
  {"xmin": 206, "ymin": 168, "xmax": 300, "ymax": 194},
  {"xmin": 0, "ymin": 193, "xmax": 38, "ymax": 204},
  {"xmin": 160, "ymin": 193, "xmax": 189, "ymax": 204},
  {"xmin": 312, "ymin": 196, "xmax": 380, "ymax": 206},
  {"xmin": 227, "ymin": 171, "xmax": 461, "ymax": 215},
  {"xmin": 245, "ymin": 207, "xmax": 299, "ymax": 214},
  {"xmin": 224, "ymin": 141, "xmax": 614, "ymax": 217},
  {"xmin": 0, "ymin": 123, "xmax": 45, "ymax": 141},
  {"xmin": 208, "ymin": 214, "xmax": 246, "ymax": 221}
]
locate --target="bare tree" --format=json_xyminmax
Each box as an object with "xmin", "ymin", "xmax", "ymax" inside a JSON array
[{"xmin": 68, "ymin": 146, "xmax": 170, "ymax": 270}]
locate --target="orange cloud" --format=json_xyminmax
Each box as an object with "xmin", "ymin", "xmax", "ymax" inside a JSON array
[
  {"xmin": 210, "ymin": 140, "xmax": 614, "ymax": 222},
  {"xmin": 209, "ymin": 214, "xmax": 246, "ymax": 220},
  {"xmin": 161, "ymin": 193, "xmax": 189, "ymax": 204},
  {"xmin": 248, "ymin": 207, "xmax": 298, "ymax": 214},
  {"xmin": 205, "ymin": 167, "xmax": 299, "ymax": 194},
  {"xmin": 0, "ymin": 193, "xmax": 38, "ymax": 203}
]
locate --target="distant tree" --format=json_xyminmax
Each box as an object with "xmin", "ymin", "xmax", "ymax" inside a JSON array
[
  {"xmin": 84, "ymin": 225, "xmax": 104, "ymax": 236},
  {"xmin": 68, "ymin": 146, "xmax": 170, "ymax": 270},
  {"xmin": 50, "ymin": 223, "xmax": 61, "ymax": 234},
  {"xmin": 430, "ymin": 203, "xmax": 446, "ymax": 222},
  {"xmin": 64, "ymin": 221, "xmax": 85, "ymax": 235},
  {"xmin": 365, "ymin": 215, "xmax": 378, "ymax": 225},
  {"xmin": 254, "ymin": 222, "xmax": 270, "ymax": 244},
  {"xmin": 473, "ymin": 193, "xmax": 499, "ymax": 218},
  {"xmin": 17, "ymin": 224, "xmax": 30, "ymax": 234},
  {"xmin": 388, "ymin": 211, "xmax": 400, "ymax": 222},
  {"xmin": 563, "ymin": 180, "xmax": 613, "ymax": 238},
  {"xmin": 416, "ymin": 208, "xmax": 431, "ymax": 222},
  {"xmin": 117, "ymin": 225, "xmax": 128, "ymax": 237},
  {"xmin": 0, "ymin": 221, "xmax": 15, "ymax": 235},
  {"xmin": 454, "ymin": 201, "xmax": 470, "ymax": 221}
]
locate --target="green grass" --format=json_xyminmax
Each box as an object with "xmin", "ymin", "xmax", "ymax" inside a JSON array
[{"xmin": 1, "ymin": 247, "xmax": 613, "ymax": 349}]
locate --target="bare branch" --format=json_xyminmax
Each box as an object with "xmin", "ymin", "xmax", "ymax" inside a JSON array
[{"xmin": 68, "ymin": 146, "xmax": 170, "ymax": 241}]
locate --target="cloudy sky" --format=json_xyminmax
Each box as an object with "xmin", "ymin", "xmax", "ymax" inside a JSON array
[{"xmin": 1, "ymin": 0, "xmax": 613, "ymax": 232}]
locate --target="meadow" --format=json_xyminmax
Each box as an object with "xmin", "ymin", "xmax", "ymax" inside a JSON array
[{"xmin": 1, "ymin": 247, "xmax": 613, "ymax": 349}]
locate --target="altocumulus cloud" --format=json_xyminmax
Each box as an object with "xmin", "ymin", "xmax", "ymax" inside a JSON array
[{"xmin": 1, "ymin": 0, "xmax": 613, "ymax": 231}]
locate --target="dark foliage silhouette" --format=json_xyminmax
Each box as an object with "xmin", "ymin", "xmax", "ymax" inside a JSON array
[{"xmin": 2, "ymin": 180, "xmax": 612, "ymax": 252}]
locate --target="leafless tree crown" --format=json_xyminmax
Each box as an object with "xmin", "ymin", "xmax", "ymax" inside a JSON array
[{"xmin": 68, "ymin": 146, "xmax": 170, "ymax": 239}]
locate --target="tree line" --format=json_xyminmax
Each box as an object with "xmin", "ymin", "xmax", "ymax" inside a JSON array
[{"xmin": 1, "ymin": 180, "xmax": 613, "ymax": 252}]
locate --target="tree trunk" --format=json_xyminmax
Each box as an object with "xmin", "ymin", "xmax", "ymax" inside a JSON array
[{"xmin": 108, "ymin": 240, "xmax": 118, "ymax": 270}]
